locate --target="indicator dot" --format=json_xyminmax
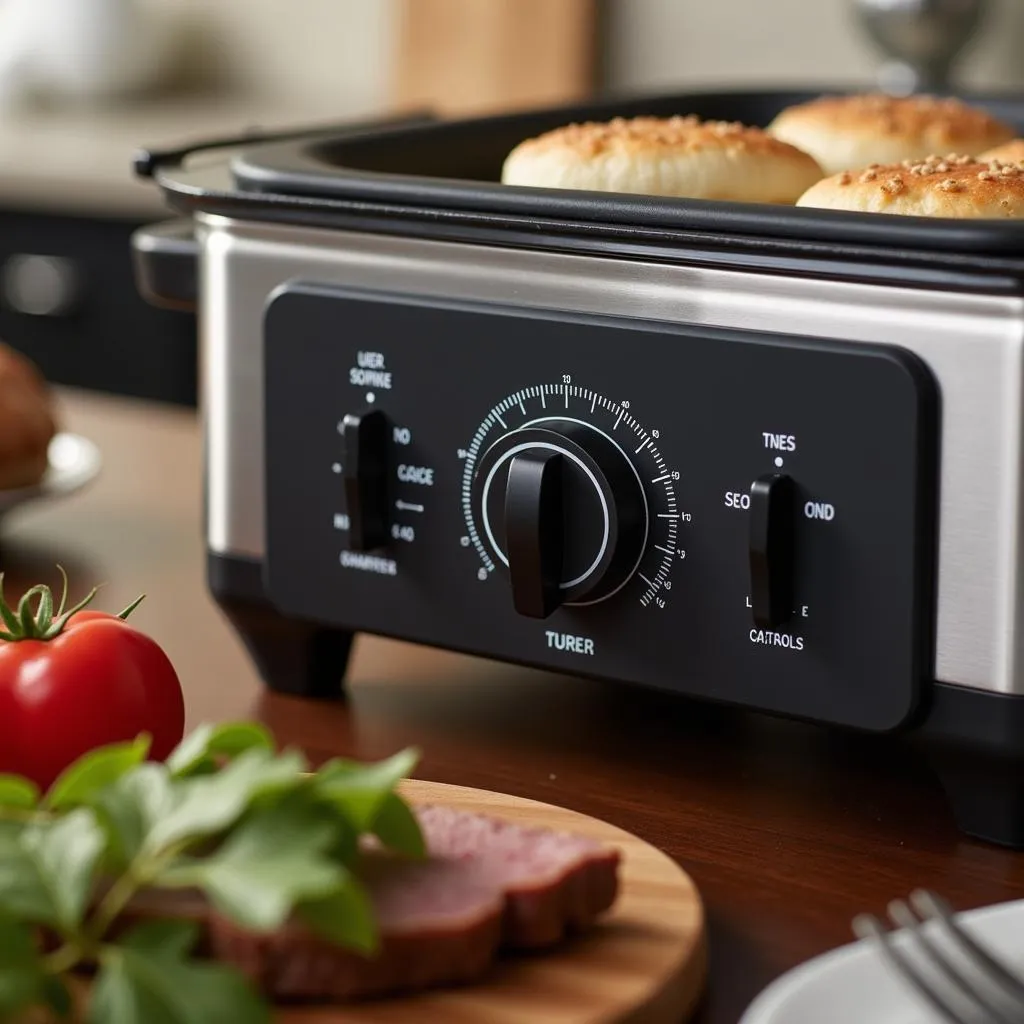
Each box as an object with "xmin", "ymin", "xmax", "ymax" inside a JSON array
[
  {"xmin": 774, "ymin": 456, "xmax": 784, "ymax": 468},
  {"xmin": 366, "ymin": 392, "xmax": 376, "ymax": 404},
  {"xmin": 331, "ymin": 463, "xmax": 342, "ymax": 474}
]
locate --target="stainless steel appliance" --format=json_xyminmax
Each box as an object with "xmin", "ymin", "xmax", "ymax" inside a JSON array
[{"xmin": 131, "ymin": 87, "xmax": 1024, "ymax": 848}]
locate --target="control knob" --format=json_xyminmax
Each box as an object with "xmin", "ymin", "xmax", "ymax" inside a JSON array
[{"xmin": 471, "ymin": 419, "xmax": 648, "ymax": 618}]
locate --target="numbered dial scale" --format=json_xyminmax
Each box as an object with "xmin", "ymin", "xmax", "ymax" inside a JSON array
[
  {"xmin": 463, "ymin": 385, "xmax": 681, "ymax": 616},
  {"xmin": 263, "ymin": 284, "xmax": 937, "ymax": 732}
]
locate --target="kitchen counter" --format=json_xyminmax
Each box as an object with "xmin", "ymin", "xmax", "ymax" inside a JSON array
[
  {"xmin": 0, "ymin": 89, "xmax": 390, "ymax": 217},
  {"xmin": 5, "ymin": 386, "xmax": 1024, "ymax": 1023}
]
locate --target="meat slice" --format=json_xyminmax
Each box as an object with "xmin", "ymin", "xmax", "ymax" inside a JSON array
[
  {"xmin": 105, "ymin": 805, "xmax": 621, "ymax": 1003},
  {"xmin": 208, "ymin": 852, "xmax": 504, "ymax": 1001},
  {"xmin": 414, "ymin": 804, "xmax": 621, "ymax": 949}
]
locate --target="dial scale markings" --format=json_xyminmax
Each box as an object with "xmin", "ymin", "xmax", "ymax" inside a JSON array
[{"xmin": 461, "ymin": 383, "xmax": 683, "ymax": 609}]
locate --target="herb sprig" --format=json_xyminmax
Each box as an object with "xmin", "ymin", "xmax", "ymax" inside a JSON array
[{"xmin": 0, "ymin": 723, "xmax": 423, "ymax": 1023}]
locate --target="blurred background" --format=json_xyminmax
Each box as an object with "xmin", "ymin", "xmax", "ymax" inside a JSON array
[{"xmin": 0, "ymin": 0, "xmax": 1020, "ymax": 411}]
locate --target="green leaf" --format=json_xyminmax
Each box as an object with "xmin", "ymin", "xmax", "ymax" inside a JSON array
[
  {"xmin": 325, "ymin": 815, "xmax": 359, "ymax": 866},
  {"xmin": 371, "ymin": 792, "xmax": 425, "ymax": 857},
  {"xmin": 117, "ymin": 919, "xmax": 201, "ymax": 961},
  {"xmin": 0, "ymin": 840, "xmax": 54, "ymax": 925},
  {"xmin": 297, "ymin": 870, "xmax": 378, "ymax": 955},
  {"xmin": 40, "ymin": 975, "xmax": 73, "ymax": 1019},
  {"xmin": 93, "ymin": 763, "xmax": 174, "ymax": 868},
  {"xmin": 16, "ymin": 808, "xmax": 105, "ymax": 930},
  {"xmin": 0, "ymin": 913, "xmax": 47, "ymax": 1018},
  {"xmin": 166, "ymin": 723, "xmax": 275, "ymax": 778},
  {"xmin": 145, "ymin": 747, "xmax": 308, "ymax": 854},
  {"xmin": 313, "ymin": 747, "xmax": 420, "ymax": 831},
  {"xmin": 90, "ymin": 945, "xmax": 270, "ymax": 1024},
  {"xmin": 159, "ymin": 798, "xmax": 345, "ymax": 932},
  {"xmin": 44, "ymin": 735, "xmax": 152, "ymax": 810},
  {"xmin": 0, "ymin": 774, "xmax": 39, "ymax": 810}
]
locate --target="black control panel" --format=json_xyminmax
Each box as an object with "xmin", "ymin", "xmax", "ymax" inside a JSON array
[{"xmin": 263, "ymin": 283, "xmax": 938, "ymax": 732}]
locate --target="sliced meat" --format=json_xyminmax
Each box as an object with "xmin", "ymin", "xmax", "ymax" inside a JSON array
[
  {"xmin": 415, "ymin": 804, "xmax": 621, "ymax": 948},
  {"xmin": 97, "ymin": 805, "xmax": 621, "ymax": 1002},
  {"xmin": 208, "ymin": 852, "xmax": 504, "ymax": 1001}
]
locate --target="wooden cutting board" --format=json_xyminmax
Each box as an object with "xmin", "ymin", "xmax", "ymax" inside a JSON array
[{"xmin": 284, "ymin": 779, "xmax": 708, "ymax": 1024}]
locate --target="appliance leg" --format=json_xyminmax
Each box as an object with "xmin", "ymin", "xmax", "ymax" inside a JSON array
[
  {"xmin": 215, "ymin": 595, "xmax": 354, "ymax": 700},
  {"xmin": 207, "ymin": 552, "xmax": 353, "ymax": 698},
  {"xmin": 929, "ymin": 751, "xmax": 1024, "ymax": 849},
  {"xmin": 918, "ymin": 682, "xmax": 1024, "ymax": 849}
]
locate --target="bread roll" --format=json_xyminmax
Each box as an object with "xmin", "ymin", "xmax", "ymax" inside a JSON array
[
  {"xmin": 768, "ymin": 94, "xmax": 1014, "ymax": 175},
  {"xmin": 796, "ymin": 154, "xmax": 1024, "ymax": 218},
  {"xmin": 0, "ymin": 344, "xmax": 56, "ymax": 490},
  {"xmin": 500, "ymin": 115, "xmax": 824, "ymax": 204},
  {"xmin": 979, "ymin": 138, "xmax": 1024, "ymax": 164}
]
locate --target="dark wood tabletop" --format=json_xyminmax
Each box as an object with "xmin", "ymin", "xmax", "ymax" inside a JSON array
[{"xmin": 7, "ymin": 387, "xmax": 1024, "ymax": 1023}]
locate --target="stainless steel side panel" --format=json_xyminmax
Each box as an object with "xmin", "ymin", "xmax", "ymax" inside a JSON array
[{"xmin": 197, "ymin": 213, "xmax": 1024, "ymax": 696}]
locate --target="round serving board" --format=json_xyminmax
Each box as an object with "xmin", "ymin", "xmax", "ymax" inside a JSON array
[{"xmin": 286, "ymin": 779, "xmax": 707, "ymax": 1024}]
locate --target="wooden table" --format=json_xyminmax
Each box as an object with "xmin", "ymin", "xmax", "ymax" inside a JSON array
[{"xmin": 7, "ymin": 387, "xmax": 1024, "ymax": 1024}]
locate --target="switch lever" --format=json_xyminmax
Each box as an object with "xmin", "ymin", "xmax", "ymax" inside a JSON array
[
  {"xmin": 505, "ymin": 451, "xmax": 564, "ymax": 619},
  {"xmin": 749, "ymin": 473, "xmax": 795, "ymax": 629},
  {"xmin": 341, "ymin": 408, "xmax": 390, "ymax": 551}
]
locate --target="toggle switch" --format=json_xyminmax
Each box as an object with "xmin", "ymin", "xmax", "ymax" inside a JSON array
[
  {"xmin": 340, "ymin": 408, "xmax": 390, "ymax": 551},
  {"xmin": 749, "ymin": 473, "xmax": 795, "ymax": 629},
  {"xmin": 504, "ymin": 450, "xmax": 564, "ymax": 619}
]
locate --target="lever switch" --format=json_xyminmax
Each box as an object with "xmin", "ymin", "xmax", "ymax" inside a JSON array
[
  {"xmin": 340, "ymin": 408, "xmax": 390, "ymax": 551},
  {"xmin": 749, "ymin": 473, "xmax": 796, "ymax": 629}
]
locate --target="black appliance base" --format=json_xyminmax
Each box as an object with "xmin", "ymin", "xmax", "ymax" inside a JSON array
[
  {"xmin": 208, "ymin": 552, "xmax": 352, "ymax": 700},
  {"xmin": 916, "ymin": 683, "xmax": 1024, "ymax": 849},
  {"xmin": 928, "ymin": 754, "xmax": 1024, "ymax": 849},
  {"xmin": 207, "ymin": 550, "xmax": 1024, "ymax": 846}
]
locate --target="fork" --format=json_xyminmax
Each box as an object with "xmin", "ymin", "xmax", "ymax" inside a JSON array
[{"xmin": 852, "ymin": 890, "xmax": 1024, "ymax": 1024}]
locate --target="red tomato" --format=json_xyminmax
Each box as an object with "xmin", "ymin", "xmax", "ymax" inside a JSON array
[{"xmin": 0, "ymin": 595, "xmax": 185, "ymax": 791}]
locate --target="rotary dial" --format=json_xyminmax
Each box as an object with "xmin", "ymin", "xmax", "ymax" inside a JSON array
[{"xmin": 460, "ymin": 382, "xmax": 683, "ymax": 618}]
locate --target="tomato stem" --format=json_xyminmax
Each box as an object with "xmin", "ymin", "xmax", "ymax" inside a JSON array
[
  {"xmin": 116, "ymin": 594, "xmax": 146, "ymax": 620},
  {"xmin": 53, "ymin": 564, "xmax": 69, "ymax": 618},
  {"xmin": 0, "ymin": 577, "xmax": 21, "ymax": 638},
  {"xmin": 0, "ymin": 566, "xmax": 146, "ymax": 641}
]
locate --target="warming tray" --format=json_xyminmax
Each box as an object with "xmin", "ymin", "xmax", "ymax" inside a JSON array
[{"xmin": 139, "ymin": 86, "xmax": 1024, "ymax": 281}]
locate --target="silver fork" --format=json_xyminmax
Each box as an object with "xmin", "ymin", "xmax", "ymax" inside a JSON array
[{"xmin": 852, "ymin": 890, "xmax": 1024, "ymax": 1024}]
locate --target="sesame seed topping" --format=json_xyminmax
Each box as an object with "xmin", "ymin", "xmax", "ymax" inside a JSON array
[{"xmin": 517, "ymin": 113, "xmax": 813, "ymax": 160}]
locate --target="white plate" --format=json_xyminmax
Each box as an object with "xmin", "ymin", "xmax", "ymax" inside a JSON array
[
  {"xmin": 740, "ymin": 898, "xmax": 1024, "ymax": 1024},
  {"xmin": 0, "ymin": 433, "xmax": 100, "ymax": 515}
]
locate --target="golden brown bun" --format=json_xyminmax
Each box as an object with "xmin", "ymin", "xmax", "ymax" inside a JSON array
[
  {"xmin": 979, "ymin": 138, "xmax": 1024, "ymax": 164},
  {"xmin": 796, "ymin": 155, "xmax": 1024, "ymax": 218},
  {"xmin": 500, "ymin": 115, "xmax": 825, "ymax": 204},
  {"xmin": 0, "ymin": 344, "xmax": 56, "ymax": 490},
  {"xmin": 768, "ymin": 94, "xmax": 1015, "ymax": 175}
]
